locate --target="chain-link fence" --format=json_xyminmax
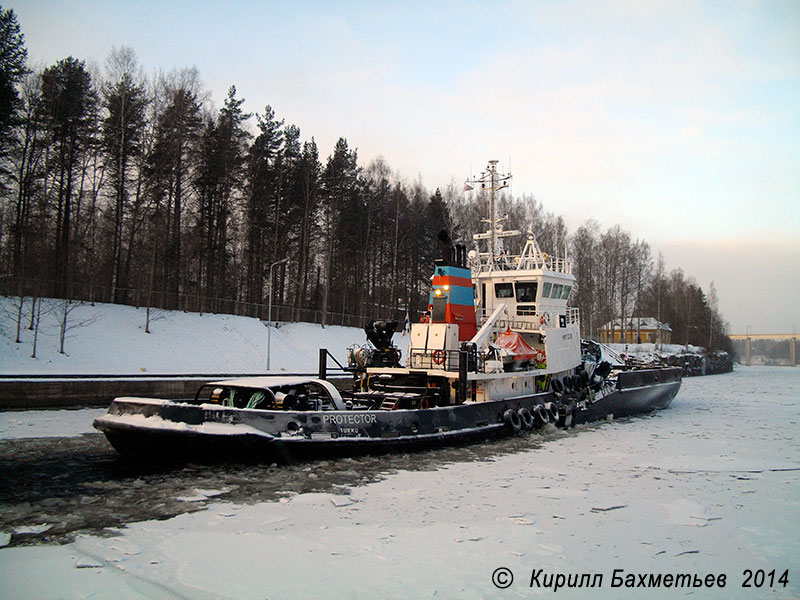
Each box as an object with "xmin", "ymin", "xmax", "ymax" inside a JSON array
[{"xmin": 0, "ymin": 276, "xmax": 417, "ymax": 330}]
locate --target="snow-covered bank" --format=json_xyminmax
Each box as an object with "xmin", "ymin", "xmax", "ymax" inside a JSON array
[
  {"xmin": 0, "ymin": 297, "xmax": 366, "ymax": 375},
  {"xmin": 1, "ymin": 366, "xmax": 797, "ymax": 599},
  {"xmin": 602, "ymin": 342, "xmax": 734, "ymax": 375},
  {"xmin": 606, "ymin": 342, "xmax": 705, "ymax": 358},
  {"xmin": 1, "ymin": 297, "xmax": 737, "ymax": 379}
]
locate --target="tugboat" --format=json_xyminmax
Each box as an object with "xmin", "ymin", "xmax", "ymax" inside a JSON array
[{"xmin": 94, "ymin": 161, "xmax": 681, "ymax": 462}]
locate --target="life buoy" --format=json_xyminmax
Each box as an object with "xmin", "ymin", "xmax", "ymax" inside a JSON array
[
  {"xmin": 503, "ymin": 409, "xmax": 522, "ymax": 433},
  {"xmin": 518, "ymin": 408, "xmax": 534, "ymax": 430},
  {"xmin": 535, "ymin": 350, "xmax": 546, "ymax": 366},
  {"xmin": 432, "ymin": 350, "xmax": 445, "ymax": 365},
  {"xmin": 540, "ymin": 312, "xmax": 551, "ymax": 326},
  {"xmin": 419, "ymin": 397, "xmax": 430, "ymax": 409}
]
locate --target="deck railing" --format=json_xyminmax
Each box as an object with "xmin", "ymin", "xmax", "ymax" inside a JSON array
[
  {"xmin": 409, "ymin": 347, "xmax": 491, "ymax": 372},
  {"xmin": 475, "ymin": 307, "xmax": 581, "ymax": 332},
  {"xmin": 470, "ymin": 251, "xmax": 574, "ymax": 275}
]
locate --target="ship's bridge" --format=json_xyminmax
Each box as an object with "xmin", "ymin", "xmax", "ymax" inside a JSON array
[
  {"xmin": 470, "ymin": 233, "xmax": 579, "ymax": 335},
  {"xmin": 470, "ymin": 231, "xmax": 573, "ymax": 275}
]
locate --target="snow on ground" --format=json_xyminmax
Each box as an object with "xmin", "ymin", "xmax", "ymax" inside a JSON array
[
  {"xmin": 609, "ymin": 342, "xmax": 704, "ymax": 357},
  {"xmin": 599, "ymin": 342, "xmax": 705, "ymax": 365},
  {"xmin": 0, "ymin": 296, "xmax": 707, "ymax": 378},
  {"xmin": 0, "ymin": 297, "xmax": 368, "ymax": 375},
  {"xmin": 1, "ymin": 366, "xmax": 798, "ymax": 599}
]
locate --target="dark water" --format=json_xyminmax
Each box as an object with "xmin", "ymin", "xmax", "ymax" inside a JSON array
[{"xmin": 0, "ymin": 426, "xmax": 578, "ymax": 548}]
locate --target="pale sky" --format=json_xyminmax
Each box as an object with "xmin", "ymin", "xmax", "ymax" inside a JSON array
[{"xmin": 10, "ymin": 0, "xmax": 800, "ymax": 334}]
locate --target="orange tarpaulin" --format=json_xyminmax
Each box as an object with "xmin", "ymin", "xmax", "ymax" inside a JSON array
[{"xmin": 495, "ymin": 329, "xmax": 537, "ymax": 361}]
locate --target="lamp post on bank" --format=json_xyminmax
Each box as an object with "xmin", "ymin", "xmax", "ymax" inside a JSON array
[
  {"xmin": 266, "ymin": 257, "xmax": 289, "ymax": 371},
  {"xmin": 685, "ymin": 324, "xmax": 698, "ymax": 352}
]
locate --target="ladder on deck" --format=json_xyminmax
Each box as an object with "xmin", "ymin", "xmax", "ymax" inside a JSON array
[
  {"xmin": 379, "ymin": 392, "xmax": 423, "ymax": 410},
  {"xmin": 380, "ymin": 397, "xmax": 399, "ymax": 410}
]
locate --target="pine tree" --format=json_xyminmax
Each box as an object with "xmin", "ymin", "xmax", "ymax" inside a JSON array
[
  {"xmin": 291, "ymin": 138, "xmax": 321, "ymax": 317},
  {"xmin": 0, "ymin": 5, "xmax": 27, "ymax": 161},
  {"xmin": 320, "ymin": 138, "xmax": 360, "ymax": 323},
  {"xmin": 243, "ymin": 105, "xmax": 283, "ymax": 304},
  {"xmin": 195, "ymin": 85, "xmax": 251, "ymax": 301},
  {"xmin": 103, "ymin": 46, "xmax": 148, "ymax": 302},
  {"xmin": 39, "ymin": 56, "xmax": 98, "ymax": 292},
  {"xmin": 7, "ymin": 69, "xmax": 44, "ymax": 286},
  {"xmin": 145, "ymin": 69, "xmax": 202, "ymax": 304}
]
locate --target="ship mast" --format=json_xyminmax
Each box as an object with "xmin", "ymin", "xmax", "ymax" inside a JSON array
[{"xmin": 467, "ymin": 160, "xmax": 518, "ymax": 271}]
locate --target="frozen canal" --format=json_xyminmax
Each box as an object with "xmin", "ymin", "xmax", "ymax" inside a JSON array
[{"xmin": 1, "ymin": 366, "xmax": 798, "ymax": 599}]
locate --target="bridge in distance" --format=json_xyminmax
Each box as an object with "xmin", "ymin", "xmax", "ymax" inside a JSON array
[{"xmin": 729, "ymin": 332, "xmax": 797, "ymax": 366}]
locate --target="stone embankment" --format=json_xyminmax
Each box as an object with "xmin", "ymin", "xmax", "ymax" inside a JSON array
[{"xmin": 661, "ymin": 351, "xmax": 734, "ymax": 376}]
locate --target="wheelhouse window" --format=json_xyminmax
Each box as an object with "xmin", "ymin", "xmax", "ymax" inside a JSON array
[
  {"xmin": 494, "ymin": 282, "xmax": 513, "ymax": 298},
  {"xmin": 542, "ymin": 282, "xmax": 552, "ymax": 298},
  {"xmin": 515, "ymin": 281, "xmax": 538, "ymax": 303},
  {"xmin": 552, "ymin": 284, "xmax": 563, "ymax": 299},
  {"xmin": 561, "ymin": 285, "xmax": 572, "ymax": 300}
]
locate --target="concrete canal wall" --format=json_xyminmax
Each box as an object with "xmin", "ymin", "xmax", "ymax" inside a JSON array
[
  {"xmin": 0, "ymin": 374, "xmax": 352, "ymax": 410},
  {"xmin": 0, "ymin": 377, "xmax": 218, "ymax": 410}
]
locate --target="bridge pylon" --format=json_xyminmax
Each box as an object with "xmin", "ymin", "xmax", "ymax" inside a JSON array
[{"xmin": 729, "ymin": 332, "xmax": 798, "ymax": 366}]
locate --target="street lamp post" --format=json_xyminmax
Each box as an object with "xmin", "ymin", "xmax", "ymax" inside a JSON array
[
  {"xmin": 267, "ymin": 257, "xmax": 289, "ymax": 371},
  {"xmin": 685, "ymin": 324, "xmax": 698, "ymax": 352}
]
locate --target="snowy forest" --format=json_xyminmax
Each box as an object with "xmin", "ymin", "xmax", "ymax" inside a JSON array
[{"xmin": 0, "ymin": 8, "xmax": 732, "ymax": 353}]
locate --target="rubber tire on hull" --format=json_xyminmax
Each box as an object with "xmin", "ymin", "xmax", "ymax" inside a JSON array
[
  {"xmin": 518, "ymin": 408, "xmax": 534, "ymax": 430},
  {"xmin": 503, "ymin": 409, "xmax": 522, "ymax": 433},
  {"xmin": 533, "ymin": 404, "xmax": 549, "ymax": 426},
  {"xmin": 544, "ymin": 402, "xmax": 559, "ymax": 422}
]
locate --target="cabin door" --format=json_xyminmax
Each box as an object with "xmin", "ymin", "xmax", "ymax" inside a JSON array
[{"xmin": 431, "ymin": 297, "xmax": 447, "ymax": 322}]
